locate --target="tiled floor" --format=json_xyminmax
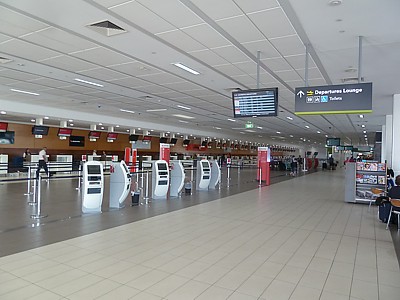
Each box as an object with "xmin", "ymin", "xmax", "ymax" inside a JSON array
[{"xmin": 1, "ymin": 170, "xmax": 400, "ymax": 299}]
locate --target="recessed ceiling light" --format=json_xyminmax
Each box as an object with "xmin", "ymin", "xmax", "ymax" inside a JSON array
[
  {"xmin": 173, "ymin": 63, "xmax": 200, "ymax": 75},
  {"xmin": 325, "ymin": 135, "xmax": 329, "ymax": 137},
  {"xmin": 276, "ymin": 131, "xmax": 281, "ymax": 134},
  {"xmin": 138, "ymin": 128, "xmax": 141, "ymax": 130},
  {"xmin": 120, "ymin": 109, "xmax": 135, "ymax": 114},
  {"xmin": 329, "ymin": 0, "xmax": 342, "ymax": 6},
  {"xmin": 70, "ymin": 123, "xmax": 74, "ymax": 126},
  {"xmin": 361, "ymin": 124, "xmax": 366, "ymax": 128},
  {"xmin": 257, "ymin": 126, "xmax": 263, "ymax": 129},
  {"xmin": 286, "ymin": 116, "xmax": 293, "ymax": 120},
  {"xmin": 227, "ymin": 118, "xmax": 236, "ymax": 122},
  {"xmin": 11, "ymin": 89, "xmax": 40, "ymax": 96},
  {"xmin": 150, "ymin": 129, "xmax": 154, "ymax": 132},
  {"xmin": 146, "ymin": 109, "xmax": 167, "ymax": 112},
  {"xmin": 173, "ymin": 114, "xmax": 195, "ymax": 119},
  {"xmin": 0, "ymin": 111, "xmax": 6, "ymax": 115},
  {"xmin": 363, "ymin": 130, "xmax": 366, "ymax": 133},
  {"xmin": 74, "ymin": 78, "xmax": 104, "ymax": 87},
  {"xmin": 30, "ymin": 119, "xmax": 35, "ymax": 122},
  {"xmin": 68, "ymin": 119, "xmax": 73, "ymax": 122},
  {"xmin": 101, "ymin": 127, "xmax": 105, "ymax": 130},
  {"xmin": 116, "ymin": 125, "xmax": 120, "ymax": 128},
  {"xmin": 305, "ymin": 125, "xmax": 310, "ymax": 129},
  {"xmin": 99, "ymin": 123, "xmax": 103, "ymax": 125},
  {"xmin": 44, "ymin": 116, "xmax": 49, "ymax": 119},
  {"xmin": 359, "ymin": 114, "xmax": 364, "ymax": 118},
  {"xmin": 177, "ymin": 105, "xmax": 191, "ymax": 110},
  {"xmin": 290, "ymin": 135, "xmax": 294, "ymax": 138},
  {"xmin": 179, "ymin": 120, "xmax": 189, "ymax": 123},
  {"xmin": 126, "ymin": 129, "xmax": 129, "ymax": 132},
  {"xmin": 317, "ymin": 131, "xmax": 321, "ymax": 134}
]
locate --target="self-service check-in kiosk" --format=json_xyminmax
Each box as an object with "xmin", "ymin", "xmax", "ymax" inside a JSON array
[
  {"xmin": 82, "ymin": 161, "xmax": 104, "ymax": 213},
  {"xmin": 109, "ymin": 161, "xmax": 131, "ymax": 209},
  {"xmin": 152, "ymin": 160, "xmax": 169, "ymax": 199},
  {"xmin": 196, "ymin": 160, "xmax": 211, "ymax": 190},
  {"xmin": 209, "ymin": 160, "xmax": 221, "ymax": 189},
  {"xmin": 170, "ymin": 160, "xmax": 185, "ymax": 197}
]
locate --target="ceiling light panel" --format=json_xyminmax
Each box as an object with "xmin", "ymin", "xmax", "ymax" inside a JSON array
[
  {"xmin": 173, "ymin": 63, "xmax": 200, "ymax": 75},
  {"xmin": 172, "ymin": 114, "xmax": 195, "ymax": 119}
]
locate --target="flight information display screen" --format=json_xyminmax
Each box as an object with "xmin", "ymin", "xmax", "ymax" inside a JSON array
[{"xmin": 232, "ymin": 88, "xmax": 278, "ymax": 117}]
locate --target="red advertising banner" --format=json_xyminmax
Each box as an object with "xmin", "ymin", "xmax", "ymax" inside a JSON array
[
  {"xmin": 132, "ymin": 149, "xmax": 137, "ymax": 172},
  {"xmin": 81, "ymin": 155, "xmax": 87, "ymax": 162},
  {"xmin": 160, "ymin": 143, "xmax": 170, "ymax": 164}
]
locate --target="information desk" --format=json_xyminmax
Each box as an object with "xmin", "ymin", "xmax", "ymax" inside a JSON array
[
  {"xmin": 170, "ymin": 160, "xmax": 185, "ymax": 197},
  {"xmin": 152, "ymin": 160, "xmax": 169, "ymax": 199},
  {"xmin": 82, "ymin": 161, "xmax": 104, "ymax": 214},
  {"xmin": 196, "ymin": 160, "xmax": 211, "ymax": 190},
  {"xmin": 109, "ymin": 161, "xmax": 131, "ymax": 209}
]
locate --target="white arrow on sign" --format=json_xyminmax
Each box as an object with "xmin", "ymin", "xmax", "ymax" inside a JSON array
[{"xmin": 297, "ymin": 90, "xmax": 305, "ymax": 98}]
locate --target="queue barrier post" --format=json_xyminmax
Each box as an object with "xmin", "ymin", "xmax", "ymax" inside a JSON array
[
  {"xmin": 259, "ymin": 167, "xmax": 262, "ymax": 187},
  {"xmin": 24, "ymin": 166, "xmax": 33, "ymax": 195},
  {"xmin": 30, "ymin": 175, "xmax": 48, "ymax": 219}
]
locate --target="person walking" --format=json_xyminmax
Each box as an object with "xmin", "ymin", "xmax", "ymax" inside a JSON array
[{"xmin": 36, "ymin": 146, "xmax": 49, "ymax": 179}]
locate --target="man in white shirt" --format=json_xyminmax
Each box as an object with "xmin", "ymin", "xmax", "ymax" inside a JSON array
[{"xmin": 36, "ymin": 146, "xmax": 49, "ymax": 179}]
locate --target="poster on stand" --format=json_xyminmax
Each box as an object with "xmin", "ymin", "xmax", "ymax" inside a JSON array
[{"xmin": 160, "ymin": 143, "xmax": 170, "ymax": 164}]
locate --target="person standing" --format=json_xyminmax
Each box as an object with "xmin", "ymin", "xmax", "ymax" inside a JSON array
[
  {"xmin": 23, "ymin": 148, "xmax": 31, "ymax": 162},
  {"xmin": 36, "ymin": 146, "xmax": 49, "ymax": 179}
]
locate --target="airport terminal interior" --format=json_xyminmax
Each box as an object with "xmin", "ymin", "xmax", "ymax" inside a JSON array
[{"xmin": 1, "ymin": 0, "xmax": 400, "ymax": 299}]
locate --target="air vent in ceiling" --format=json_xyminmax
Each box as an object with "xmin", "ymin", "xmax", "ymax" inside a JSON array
[
  {"xmin": 87, "ymin": 20, "xmax": 127, "ymax": 36},
  {"xmin": 0, "ymin": 56, "xmax": 12, "ymax": 64},
  {"xmin": 342, "ymin": 77, "xmax": 364, "ymax": 83}
]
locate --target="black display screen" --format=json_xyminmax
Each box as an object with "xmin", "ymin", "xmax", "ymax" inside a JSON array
[
  {"xmin": 32, "ymin": 125, "xmax": 49, "ymax": 135},
  {"xmin": 0, "ymin": 131, "xmax": 14, "ymax": 144},
  {"xmin": 159, "ymin": 137, "xmax": 168, "ymax": 143},
  {"xmin": 129, "ymin": 134, "xmax": 139, "ymax": 141},
  {"xmin": 201, "ymin": 161, "xmax": 209, "ymax": 168},
  {"xmin": 157, "ymin": 163, "xmax": 167, "ymax": 171},
  {"xmin": 69, "ymin": 136, "xmax": 85, "ymax": 147},
  {"xmin": 87, "ymin": 165, "xmax": 101, "ymax": 174},
  {"xmin": 326, "ymin": 138, "xmax": 341, "ymax": 146},
  {"xmin": 232, "ymin": 88, "xmax": 278, "ymax": 117},
  {"xmin": 170, "ymin": 138, "xmax": 178, "ymax": 145}
]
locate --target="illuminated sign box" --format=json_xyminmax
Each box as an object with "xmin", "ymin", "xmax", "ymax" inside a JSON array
[{"xmin": 295, "ymin": 82, "xmax": 372, "ymax": 115}]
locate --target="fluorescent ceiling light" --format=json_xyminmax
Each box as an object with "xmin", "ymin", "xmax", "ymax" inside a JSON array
[
  {"xmin": 179, "ymin": 120, "xmax": 189, "ymax": 123},
  {"xmin": 116, "ymin": 125, "xmax": 120, "ymax": 128},
  {"xmin": 173, "ymin": 114, "xmax": 195, "ymax": 119},
  {"xmin": 70, "ymin": 123, "xmax": 74, "ymax": 126},
  {"xmin": 214, "ymin": 127, "xmax": 221, "ymax": 130},
  {"xmin": 276, "ymin": 131, "xmax": 281, "ymax": 134},
  {"xmin": 173, "ymin": 63, "xmax": 200, "ymax": 75},
  {"xmin": 10, "ymin": 89, "xmax": 39, "ymax": 96},
  {"xmin": 177, "ymin": 105, "xmax": 191, "ymax": 110},
  {"xmin": 74, "ymin": 78, "xmax": 104, "ymax": 87},
  {"xmin": 0, "ymin": 111, "xmax": 6, "ymax": 115},
  {"xmin": 99, "ymin": 123, "xmax": 103, "ymax": 125},
  {"xmin": 257, "ymin": 126, "xmax": 262, "ymax": 129},
  {"xmin": 286, "ymin": 116, "xmax": 293, "ymax": 120},
  {"xmin": 227, "ymin": 118, "xmax": 236, "ymax": 122},
  {"xmin": 359, "ymin": 114, "xmax": 364, "ymax": 118},
  {"xmin": 44, "ymin": 116, "xmax": 49, "ymax": 119},
  {"xmin": 146, "ymin": 109, "xmax": 167, "ymax": 112},
  {"xmin": 30, "ymin": 119, "xmax": 35, "ymax": 122},
  {"xmin": 290, "ymin": 135, "xmax": 294, "ymax": 137},
  {"xmin": 120, "ymin": 109, "xmax": 135, "ymax": 114},
  {"xmin": 68, "ymin": 119, "xmax": 73, "ymax": 122},
  {"xmin": 317, "ymin": 131, "xmax": 321, "ymax": 134},
  {"xmin": 325, "ymin": 135, "xmax": 329, "ymax": 137},
  {"xmin": 305, "ymin": 125, "xmax": 310, "ymax": 128}
]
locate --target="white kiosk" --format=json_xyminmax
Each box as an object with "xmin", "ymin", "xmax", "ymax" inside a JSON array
[
  {"xmin": 170, "ymin": 160, "xmax": 185, "ymax": 197},
  {"xmin": 196, "ymin": 160, "xmax": 211, "ymax": 190},
  {"xmin": 152, "ymin": 160, "xmax": 169, "ymax": 199},
  {"xmin": 82, "ymin": 161, "xmax": 104, "ymax": 214},
  {"xmin": 109, "ymin": 161, "xmax": 131, "ymax": 209},
  {"xmin": 209, "ymin": 160, "xmax": 221, "ymax": 189}
]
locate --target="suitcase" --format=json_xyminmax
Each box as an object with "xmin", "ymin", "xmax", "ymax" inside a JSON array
[
  {"xmin": 379, "ymin": 201, "xmax": 391, "ymax": 223},
  {"xmin": 184, "ymin": 182, "xmax": 192, "ymax": 195},
  {"xmin": 131, "ymin": 191, "xmax": 140, "ymax": 206}
]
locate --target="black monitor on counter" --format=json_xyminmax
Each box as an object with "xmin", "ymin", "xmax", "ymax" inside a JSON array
[
  {"xmin": 32, "ymin": 125, "xmax": 49, "ymax": 135},
  {"xmin": 129, "ymin": 134, "xmax": 139, "ymax": 141}
]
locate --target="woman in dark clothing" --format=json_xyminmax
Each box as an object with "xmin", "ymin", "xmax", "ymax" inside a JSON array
[{"xmin": 388, "ymin": 175, "xmax": 400, "ymax": 199}]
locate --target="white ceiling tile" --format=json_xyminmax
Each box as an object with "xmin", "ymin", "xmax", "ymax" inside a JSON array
[
  {"xmin": 7, "ymin": 81, "xmax": 47, "ymax": 92},
  {"xmin": 211, "ymin": 45, "xmax": 250, "ymax": 63},
  {"xmin": 233, "ymin": 61, "xmax": 257, "ymax": 74},
  {"xmin": 136, "ymin": 72, "xmax": 182, "ymax": 84},
  {"xmin": 161, "ymin": 81, "xmax": 200, "ymax": 91},
  {"xmin": 230, "ymin": 74, "xmax": 257, "ymax": 85},
  {"xmin": 0, "ymin": 6, "xmax": 48, "ymax": 37},
  {"xmin": 242, "ymin": 39, "xmax": 280, "ymax": 58},
  {"xmin": 136, "ymin": 84, "xmax": 173, "ymax": 94},
  {"xmin": 1, "ymin": 39, "xmax": 60, "ymax": 62},
  {"xmin": 110, "ymin": 1, "xmax": 176, "ymax": 34},
  {"xmin": 151, "ymin": 91, "xmax": 186, "ymax": 98},
  {"xmin": 157, "ymin": 30, "xmax": 206, "ymax": 52},
  {"xmin": 22, "ymin": 27, "xmax": 98, "ymax": 54},
  {"xmin": 285, "ymin": 54, "xmax": 316, "ymax": 69},
  {"xmin": 248, "ymin": 7, "xmax": 295, "ymax": 39},
  {"xmin": 296, "ymin": 67, "xmax": 323, "ymax": 80},
  {"xmin": 77, "ymin": 67, "xmax": 126, "ymax": 81},
  {"xmin": 182, "ymin": 24, "xmax": 230, "ymax": 49},
  {"xmin": 93, "ymin": 0, "xmax": 132, "ymax": 8},
  {"xmin": 107, "ymin": 76, "xmax": 152, "ymax": 88},
  {"xmin": 138, "ymin": 0, "xmax": 204, "ymax": 28},
  {"xmin": 261, "ymin": 57, "xmax": 292, "ymax": 72},
  {"xmin": 234, "ymin": 0, "xmax": 280, "ymax": 14},
  {"xmin": 70, "ymin": 47, "xmax": 131, "ymax": 66},
  {"xmin": 213, "ymin": 64, "xmax": 246, "ymax": 77},
  {"xmin": 40, "ymin": 89, "xmax": 77, "ymax": 97},
  {"xmin": 270, "ymin": 35, "xmax": 305, "ymax": 56},
  {"xmin": 190, "ymin": 0, "xmax": 243, "ymax": 20},
  {"xmin": 189, "ymin": 49, "xmax": 228, "ymax": 66},
  {"xmin": 40, "ymin": 55, "xmax": 98, "ymax": 72},
  {"xmin": 27, "ymin": 77, "xmax": 70, "ymax": 88},
  {"xmin": 109, "ymin": 62, "xmax": 162, "ymax": 77},
  {"xmin": 217, "ymin": 15, "xmax": 265, "ymax": 43},
  {"xmin": 0, "ymin": 76, "xmax": 18, "ymax": 85},
  {"xmin": 0, "ymin": 69, "xmax": 42, "ymax": 81},
  {"xmin": 61, "ymin": 84, "xmax": 98, "ymax": 94}
]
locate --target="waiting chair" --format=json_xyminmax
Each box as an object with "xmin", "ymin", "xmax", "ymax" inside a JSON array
[
  {"xmin": 370, "ymin": 188, "xmax": 385, "ymax": 210},
  {"xmin": 386, "ymin": 199, "xmax": 400, "ymax": 230}
]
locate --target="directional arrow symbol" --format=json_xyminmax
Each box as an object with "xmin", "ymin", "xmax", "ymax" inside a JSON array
[{"xmin": 297, "ymin": 90, "xmax": 305, "ymax": 98}]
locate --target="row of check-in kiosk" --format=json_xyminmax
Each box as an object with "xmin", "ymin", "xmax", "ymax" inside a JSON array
[{"xmin": 81, "ymin": 159, "xmax": 221, "ymax": 214}]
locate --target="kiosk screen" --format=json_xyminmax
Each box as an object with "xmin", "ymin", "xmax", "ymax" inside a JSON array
[
  {"xmin": 157, "ymin": 163, "xmax": 167, "ymax": 170},
  {"xmin": 87, "ymin": 165, "xmax": 101, "ymax": 174},
  {"xmin": 201, "ymin": 162, "xmax": 209, "ymax": 168}
]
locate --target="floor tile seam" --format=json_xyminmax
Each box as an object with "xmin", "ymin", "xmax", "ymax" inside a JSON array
[
  {"xmin": 0, "ymin": 279, "xmax": 64, "ymax": 299},
  {"xmin": 193, "ymin": 283, "xmax": 236, "ymax": 300}
]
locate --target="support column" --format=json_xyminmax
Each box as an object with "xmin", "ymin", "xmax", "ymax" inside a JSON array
[
  {"xmin": 392, "ymin": 95, "xmax": 400, "ymax": 176},
  {"xmin": 381, "ymin": 124, "xmax": 386, "ymax": 163}
]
